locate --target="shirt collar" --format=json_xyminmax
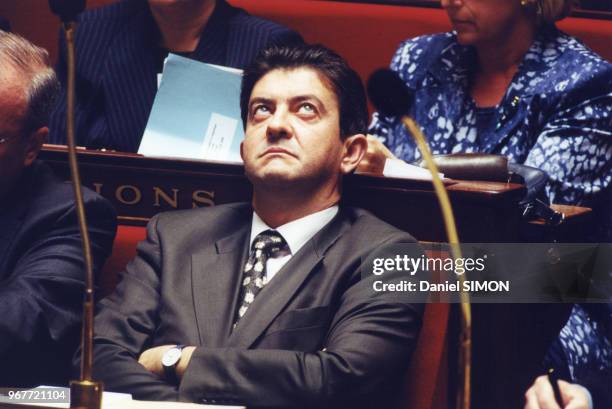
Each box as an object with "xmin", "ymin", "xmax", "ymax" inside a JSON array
[{"xmin": 250, "ymin": 206, "xmax": 339, "ymax": 255}]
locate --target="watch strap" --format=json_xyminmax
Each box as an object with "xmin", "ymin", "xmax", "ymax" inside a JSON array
[{"xmin": 162, "ymin": 344, "xmax": 185, "ymax": 384}]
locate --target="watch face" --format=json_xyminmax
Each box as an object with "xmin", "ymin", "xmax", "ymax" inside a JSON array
[{"xmin": 162, "ymin": 347, "xmax": 182, "ymax": 367}]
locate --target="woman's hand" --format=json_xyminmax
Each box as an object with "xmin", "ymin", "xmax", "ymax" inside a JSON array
[
  {"xmin": 356, "ymin": 135, "xmax": 396, "ymax": 175},
  {"xmin": 524, "ymin": 375, "xmax": 591, "ymax": 409}
]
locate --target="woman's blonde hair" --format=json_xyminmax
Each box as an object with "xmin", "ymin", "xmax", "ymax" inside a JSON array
[{"xmin": 537, "ymin": 0, "xmax": 574, "ymax": 23}]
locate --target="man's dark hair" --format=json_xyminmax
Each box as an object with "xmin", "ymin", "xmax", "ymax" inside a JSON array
[{"xmin": 240, "ymin": 44, "xmax": 368, "ymax": 139}]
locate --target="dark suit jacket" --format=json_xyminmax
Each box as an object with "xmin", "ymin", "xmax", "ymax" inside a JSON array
[
  {"xmin": 48, "ymin": 0, "xmax": 302, "ymax": 153},
  {"xmin": 0, "ymin": 161, "xmax": 117, "ymax": 387},
  {"xmin": 88, "ymin": 203, "xmax": 423, "ymax": 408}
]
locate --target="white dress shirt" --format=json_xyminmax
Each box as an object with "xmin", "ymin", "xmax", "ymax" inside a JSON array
[{"xmin": 249, "ymin": 206, "xmax": 339, "ymax": 282}]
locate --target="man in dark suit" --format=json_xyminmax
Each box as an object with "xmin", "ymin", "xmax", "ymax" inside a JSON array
[
  {"xmin": 0, "ymin": 31, "xmax": 117, "ymax": 386},
  {"xmin": 48, "ymin": 0, "xmax": 302, "ymax": 153},
  {"xmin": 88, "ymin": 44, "xmax": 423, "ymax": 408}
]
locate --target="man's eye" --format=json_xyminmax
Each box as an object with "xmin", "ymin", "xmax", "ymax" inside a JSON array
[
  {"xmin": 252, "ymin": 105, "xmax": 270, "ymax": 118},
  {"xmin": 298, "ymin": 103, "xmax": 316, "ymax": 115}
]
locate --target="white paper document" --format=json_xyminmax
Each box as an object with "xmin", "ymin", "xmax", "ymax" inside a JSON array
[
  {"xmin": 383, "ymin": 158, "xmax": 445, "ymax": 181},
  {"xmin": 140, "ymin": 54, "xmax": 244, "ymax": 164}
]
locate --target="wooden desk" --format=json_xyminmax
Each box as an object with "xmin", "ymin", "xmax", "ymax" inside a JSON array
[{"xmin": 39, "ymin": 146, "xmax": 526, "ymax": 243}]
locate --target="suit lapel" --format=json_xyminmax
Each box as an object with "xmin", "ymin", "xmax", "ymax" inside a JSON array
[
  {"xmin": 191, "ymin": 223, "xmax": 249, "ymax": 348},
  {"xmin": 228, "ymin": 210, "xmax": 348, "ymax": 348}
]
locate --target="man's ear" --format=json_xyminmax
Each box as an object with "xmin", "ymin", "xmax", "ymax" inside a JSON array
[
  {"xmin": 239, "ymin": 140, "xmax": 245, "ymax": 162},
  {"xmin": 340, "ymin": 133, "xmax": 367, "ymax": 174},
  {"xmin": 22, "ymin": 126, "xmax": 46, "ymax": 167}
]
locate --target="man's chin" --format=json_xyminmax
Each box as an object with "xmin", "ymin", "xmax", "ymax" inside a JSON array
[{"xmin": 252, "ymin": 171, "xmax": 296, "ymax": 189}]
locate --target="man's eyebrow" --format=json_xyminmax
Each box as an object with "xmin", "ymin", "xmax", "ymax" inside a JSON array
[
  {"xmin": 248, "ymin": 95, "xmax": 328, "ymax": 111},
  {"xmin": 290, "ymin": 95, "xmax": 325, "ymax": 107},
  {"xmin": 248, "ymin": 97, "xmax": 274, "ymax": 107}
]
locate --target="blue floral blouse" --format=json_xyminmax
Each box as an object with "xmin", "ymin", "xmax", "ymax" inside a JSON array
[
  {"xmin": 370, "ymin": 26, "xmax": 612, "ymax": 403},
  {"xmin": 369, "ymin": 26, "xmax": 612, "ymax": 211}
]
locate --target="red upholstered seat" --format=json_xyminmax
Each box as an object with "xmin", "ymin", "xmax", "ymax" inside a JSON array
[
  {"xmin": 98, "ymin": 224, "xmax": 146, "ymax": 299},
  {"xmin": 558, "ymin": 16, "xmax": 612, "ymax": 59},
  {"xmin": 229, "ymin": 0, "xmax": 611, "ymax": 83},
  {"xmin": 230, "ymin": 0, "xmax": 452, "ymax": 86}
]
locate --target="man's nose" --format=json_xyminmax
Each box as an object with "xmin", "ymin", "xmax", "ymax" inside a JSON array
[{"xmin": 266, "ymin": 108, "xmax": 292, "ymax": 141}]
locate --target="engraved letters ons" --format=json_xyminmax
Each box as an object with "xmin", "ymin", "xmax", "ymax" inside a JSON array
[{"xmin": 92, "ymin": 183, "xmax": 215, "ymax": 209}]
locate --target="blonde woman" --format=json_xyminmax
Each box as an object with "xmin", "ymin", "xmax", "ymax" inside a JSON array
[
  {"xmin": 369, "ymin": 0, "xmax": 611, "ymax": 240},
  {"xmin": 368, "ymin": 1, "xmax": 611, "ymax": 408}
]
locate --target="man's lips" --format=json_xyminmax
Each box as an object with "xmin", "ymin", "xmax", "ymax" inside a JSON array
[{"xmin": 260, "ymin": 147, "xmax": 296, "ymax": 158}]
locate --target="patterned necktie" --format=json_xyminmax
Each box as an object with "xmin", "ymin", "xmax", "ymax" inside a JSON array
[{"xmin": 234, "ymin": 230, "xmax": 288, "ymax": 324}]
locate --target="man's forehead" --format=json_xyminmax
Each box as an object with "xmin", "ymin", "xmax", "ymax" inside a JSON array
[
  {"xmin": 250, "ymin": 67, "xmax": 337, "ymax": 104},
  {"xmin": 0, "ymin": 67, "xmax": 28, "ymax": 124},
  {"xmin": 0, "ymin": 65, "xmax": 27, "ymax": 100}
]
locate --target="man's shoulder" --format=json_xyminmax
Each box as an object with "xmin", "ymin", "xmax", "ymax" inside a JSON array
[
  {"xmin": 26, "ymin": 161, "xmax": 116, "ymax": 224},
  {"xmin": 340, "ymin": 207, "xmax": 417, "ymax": 245},
  {"xmin": 151, "ymin": 202, "xmax": 251, "ymax": 236}
]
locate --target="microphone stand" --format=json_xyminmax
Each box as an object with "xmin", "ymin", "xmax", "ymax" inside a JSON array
[
  {"xmin": 61, "ymin": 19, "xmax": 103, "ymax": 409},
  {"xmin": 47, "ymin": 0, "xmax": 102, "ymax": 406},
  {"xmin": 401, "ymin": 117, "xmax": 472, "ymax": 409}
]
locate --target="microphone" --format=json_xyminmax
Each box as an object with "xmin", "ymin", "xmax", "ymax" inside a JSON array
[
  {"xmin": 48, "ymin": 0, "xmax": 86, "ymax": 23},
  {"xmin": 366, "ymin": 67, "xmax": 472, "ymax": 409},
  {"xmin": 366, "ymin": 68, "xmax": 413, "ymax": 117},
  {"xmin": 49, "ymin": 1, "xmax": 102, "ymax": 409}
]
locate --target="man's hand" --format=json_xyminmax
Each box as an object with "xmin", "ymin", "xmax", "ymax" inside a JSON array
[
  {"xmin": 524, "ymin": 375, "xmax": 591, "ymax": 409},
  {"xmin": 138, "ymin": 345, "xmax": 196, "ymax": 379},
  {"xmin": 356, "ymin": 135, "xmax": 396, "ymax": 175},
  {"xmin": 138, "ymin": 345, "xmax": 174, "ymax": 377}
]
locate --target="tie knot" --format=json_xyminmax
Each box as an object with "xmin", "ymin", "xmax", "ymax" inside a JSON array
[{"xmin": 252, "ymin": 230, "xmax": 288, "ymax": 256}]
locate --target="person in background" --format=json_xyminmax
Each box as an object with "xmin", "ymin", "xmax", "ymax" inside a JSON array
[
  {"xmin": 48, "ymin": 0, "xmax": 302, "ymax": 153},
  {"xmin": 0, "ymin": 30, "xmax": 117, "ymax": 387},
  {"xmin": 366, "ymin": 0, "xmax": 611, "ymax": 407},
  {"xmin": 524, "ymin": 303, "xmax": 611, "ymax": 409},
  {"xmin": 367, "ymin": 0, "xmax": 611, "ymax": 240}
]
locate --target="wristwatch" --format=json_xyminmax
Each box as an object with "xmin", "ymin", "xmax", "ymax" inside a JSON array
[{"xmin": 161, "ymin": 344, "xmax": 185, "ymax": 384}]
